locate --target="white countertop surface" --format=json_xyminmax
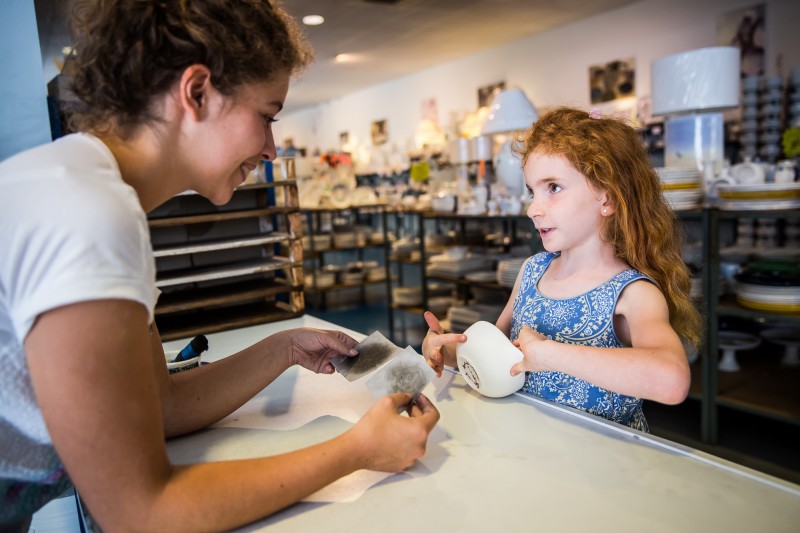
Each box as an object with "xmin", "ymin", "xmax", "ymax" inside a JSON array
[{"xmin": 160, "ymin": 315, "xmax": 800, "ymax": 532}]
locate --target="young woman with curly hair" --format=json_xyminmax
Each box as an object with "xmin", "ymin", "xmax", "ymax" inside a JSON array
[{"xmin": 0, "ymin": 2, "xmax": 439, "ymax": 530}]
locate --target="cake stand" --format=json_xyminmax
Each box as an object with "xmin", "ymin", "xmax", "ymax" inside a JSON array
[
  {"xmin": 718, "ymin": 331, "xmax": 761, "ymax": 372},
  {"xmin": 760, "ymin": 328, "xmax": 800, "ymax": 367}
]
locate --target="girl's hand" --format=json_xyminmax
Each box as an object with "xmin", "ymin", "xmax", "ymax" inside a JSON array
[
  {"xmin": 348, "ymin": 392, "xmax": 440, "ymax": 472},
  {"xmin": 422, "ymin": 311, "xmax": 465, "ymax": 377},
  {"xmin": 510, "ymin": 325, "xmax": 549, "ymax": 375},
  {"xmin": 286, "ymin": 328, "xmax": 358, "ymax": 374}
]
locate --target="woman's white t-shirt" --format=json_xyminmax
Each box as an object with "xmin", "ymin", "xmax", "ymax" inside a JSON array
[{"xmin": 0, "ymin": 133, "xmax": 157, "ymax": 520}]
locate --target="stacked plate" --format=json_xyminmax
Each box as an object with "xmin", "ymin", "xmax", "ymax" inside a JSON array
[
  {"xmin": 302, "ymin": 234, "xmax": 332, "ymax": 251},
  {"xmin": 393, "ymin": 286, "xmax": 423, "ymax": 307},
  {"xmin": 464, "ymin": 270, "xmax": 498, "ymax": 283},
  {"xmin": 655, "ymin": 167, "xmax": 703, "ymax": 210},
  {"xmin": 497, "ymin": 257, "xmax": 528, "ymax": 287},
  {"xmin": 716, "ymin": 183, "xmax": 800, "ymax": 211},
  {"xmin": 446, "ymin": 304, "xmax": 504, "ymax": 332},
  {"xmin": 734, "ymin": 263, "xmax": 800, "ymax": 312},
  {"xmin": 427, "ymin": 253, "xmax": 493, "ymax": 277}
]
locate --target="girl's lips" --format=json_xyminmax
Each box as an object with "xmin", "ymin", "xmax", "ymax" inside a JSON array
[{"xmin": 538, "ymin": 227, "xmax": 553, "ymax": 236}]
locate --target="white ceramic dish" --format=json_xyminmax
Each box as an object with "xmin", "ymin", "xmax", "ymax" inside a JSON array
[{"xmin": 456, "ymin": 321, "xmax": 525, "ymax": 398}]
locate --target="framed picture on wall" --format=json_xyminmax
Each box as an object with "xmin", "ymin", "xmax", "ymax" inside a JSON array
[
  {"xmin": 339, "ymin": 131, "xmax": 349, "ymax": 148},
  {"xmin": 371, "ymin": 119, "xmax": 387, "ymax": 146},
  {"xmin": 477, "ymin": 81, "xmax": 505, "ymax": 108},
  {"xmin": 589, "ymin": 58, "xmax": 635, "ymax": 104},
  {"xmin": 716, "ymin": 4, "xmax": 765, "ymax": 77}
]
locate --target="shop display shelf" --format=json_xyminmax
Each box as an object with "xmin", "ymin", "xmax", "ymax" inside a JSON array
[
  {"xmin": 155, "ymin": 278, "xmax": 300, "ymax": 315},
  {"xmin": 153, "ymin": 232, "xmax": 291, "ymax": 258},
  {"xmin": 149, "ymin": 160, "xmax": 304, "ymax": 339}
]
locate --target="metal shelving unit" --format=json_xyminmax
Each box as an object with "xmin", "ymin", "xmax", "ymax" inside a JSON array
[{"xmin": 701, "ymin": 207, "xmax": 800, "ymax": 443}]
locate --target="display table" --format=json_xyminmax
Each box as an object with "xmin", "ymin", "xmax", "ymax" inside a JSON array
[{"xmin": 162, "ymin": 315, "xmax": 800, "ymax": 532}]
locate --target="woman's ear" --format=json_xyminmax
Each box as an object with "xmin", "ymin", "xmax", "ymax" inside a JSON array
[{"xmin": 178, "ymin": 64, "xmax": 212, "ymax": 121}]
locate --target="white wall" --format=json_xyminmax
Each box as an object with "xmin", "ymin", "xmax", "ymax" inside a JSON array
[
  {"xmin": 0, "ymin": 0, "xmax": 50, "ymax": 161},
  {"xmin": 277, "ymin": 0, "xmax": 800, "ymax": 158}
]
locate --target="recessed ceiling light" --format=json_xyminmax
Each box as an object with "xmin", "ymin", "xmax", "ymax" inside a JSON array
[
  {"xmin": 302, "ymin": 14, "xmax": 324, "ymax": 26},
  {"xmin": 334, "ymin": 53, "xmax": 355, "ymax": 63}
]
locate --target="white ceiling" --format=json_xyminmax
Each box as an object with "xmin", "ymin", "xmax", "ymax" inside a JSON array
[{"xmin": 35, "ymin": 0, "xmax": 636, "ymax": 113}]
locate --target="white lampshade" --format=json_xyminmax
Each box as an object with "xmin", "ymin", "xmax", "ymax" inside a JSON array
[
  {"xmin": 481, "ymin": 88, "xmax": 539, "ymax": 135},
  {"xmin": 651, "ymin": 46, "xmax": 740, "ymax": 116}
]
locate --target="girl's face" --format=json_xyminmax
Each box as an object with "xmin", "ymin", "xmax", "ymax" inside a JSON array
[
  {"xmin": 523, "ymin": 150, "xmax": 610, "ymax": 253},
  {"xmin": 191, "ymin": 74, "xmax": 290, "ymax": 205}
]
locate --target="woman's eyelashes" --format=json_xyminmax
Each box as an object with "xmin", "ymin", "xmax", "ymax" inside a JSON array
[{"xmin": 263, "ymin": 115, "xmax": 278, "ymax": 127}]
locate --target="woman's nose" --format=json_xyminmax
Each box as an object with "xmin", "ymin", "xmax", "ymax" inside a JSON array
[{"xmin": 261, "ymin": 132, "xmax": 277, "ymax": 162}]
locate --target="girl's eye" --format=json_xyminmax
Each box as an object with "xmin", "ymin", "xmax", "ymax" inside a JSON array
[
  {"xmin": 526, "ymin": 187, "xmax": 534, "ymax": 198},
  {"xmin": 263, "ymin": 115, "xmax": 278, "ymax": 126},
  {"xmin": 548, "ymin": 183, "xmax": 562, "ymax": 193}
]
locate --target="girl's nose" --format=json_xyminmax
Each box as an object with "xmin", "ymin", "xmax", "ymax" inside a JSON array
[{"xmin": 526, "ymin": 197, "xmax": 541, "ymax": 219}]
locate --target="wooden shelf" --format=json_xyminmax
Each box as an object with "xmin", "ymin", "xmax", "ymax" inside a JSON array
[
  {"xmin": 148, "ymin": 206, "xmax": 296, "ymax": 228},
  {"xmin": 154, "ymin": 232, "xmax": 292, "ymax": 258},
  {"xmin": 304, "ymin": 277, "xmax": 395, "ymax": 293},
  {"xmin": 155, "ymin": 257, "xmax": 298, "ymax": 288},
  {"xmin": 149, "ymin": 169, "xmax": 304, "ymax": 339},
  {"xmin": 157, "ymin": 300, "xmax": 303, "ymax": 341},
  {"xmin": 155, "ymin": 278, "xmax": 299, "ymax": 315}
]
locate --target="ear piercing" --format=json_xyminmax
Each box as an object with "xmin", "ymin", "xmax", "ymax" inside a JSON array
[{"xmin": 602, "ymin": 208, "xmax": 608, "ymax": 215}]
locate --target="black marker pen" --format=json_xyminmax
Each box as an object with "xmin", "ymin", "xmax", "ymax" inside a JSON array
[{"xmin": 172, "ymin": 334, "xmax": 209, "ymax": 363}]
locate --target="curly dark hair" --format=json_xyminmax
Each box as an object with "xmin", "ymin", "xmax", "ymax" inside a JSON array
[
  {"xmin": 63, "ymin": 0, "xmax": 313, "ymax": 137},
  {"xmin": 514, "ymin": 107, "xmax": 702, "ymax": 347}
]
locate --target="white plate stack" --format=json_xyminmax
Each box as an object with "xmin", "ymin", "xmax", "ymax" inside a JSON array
[
  {"xmin": 393, "ymin": 286, "xmax": 423, "ymax": 306},
  {"xmin": 735, "ymin": 282, "xmax": 800, "ymax": 313},
  {"xmin": 496, "ymin": 257, "xmax": 528, "ymax": 287},
  {"xmin": 446, "ymin": 304, "xmax": 504, "ymax": 332},
  {"xmin": 740, "ymin": 75, "xmax": 759, "ymax": 161},
  {"xmin": 790, "ymin": 66, "xmax": 800, "ymax": 127},
  {"xmin": 759, "ymin": 75, "xmax": 784, "ymax": 162},
  {"xmin": 655, "ymin": 167, "xmax": 704, "ymax": 210},
  {"xmin": 427, "ymin": 253, "xmax": 494, "ymax": 277}
]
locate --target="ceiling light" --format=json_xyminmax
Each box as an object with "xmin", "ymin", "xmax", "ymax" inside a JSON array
[
  {"xmin": 334, "ymin": 53, "xmax": 356, "ymax": 63},
  {"xmin": 302, "ymin": 14, "xmax": 324, "ymax": 26}
]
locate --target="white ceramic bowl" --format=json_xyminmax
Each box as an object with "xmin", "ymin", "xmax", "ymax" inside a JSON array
[{"xmin": 456, "ymin": 321, "xmax": 524, "ymax": 398}]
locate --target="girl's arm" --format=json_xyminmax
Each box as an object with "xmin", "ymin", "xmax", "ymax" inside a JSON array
[
  {"xmin": 26, "ymin": 299, "xmax": 439, "ymax": 532},
  {"xmin": 511, "ymin": 280, "xmax": 690, "ymax": 405}
]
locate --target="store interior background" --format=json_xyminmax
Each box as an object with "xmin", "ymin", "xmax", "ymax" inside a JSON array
[{"xmin": 3, "ymin": 0, "xmax": 800, "ymax": 497}]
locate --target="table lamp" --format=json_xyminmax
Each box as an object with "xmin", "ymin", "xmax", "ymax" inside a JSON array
[
  {"xmin": 481, "ymin": 88, "xmax": 539, "ymax": 198},
  {"xmin": 651, "ymin": 46, "xmax": 740, "ymax": 177}
]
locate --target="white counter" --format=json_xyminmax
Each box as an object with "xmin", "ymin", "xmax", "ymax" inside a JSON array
[{"xmin": 162, "ymin": 315, "xmax": 800, "ymax": 532}]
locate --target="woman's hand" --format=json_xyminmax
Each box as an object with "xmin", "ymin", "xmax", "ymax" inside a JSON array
[
  {"xmin": 422, "ymin": 311, "xmax": 465, "ymax": 377},
  {"xmin": 510, "ymin": 325, "xmax": 549, "ymax": 376},
  {"xmin": 285, "ymin": 328, "xmax": 359, "ymax": 374},
  {"xmin": 348, "ymin": 392, "xmax": 440, "ymax": 472}
]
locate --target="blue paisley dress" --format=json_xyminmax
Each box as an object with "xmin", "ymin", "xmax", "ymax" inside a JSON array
[{"xmin": 510, "ymin": 252, "xmax": 653, "ymax": 432}]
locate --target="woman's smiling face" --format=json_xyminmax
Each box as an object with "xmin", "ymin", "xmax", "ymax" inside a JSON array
[{"xmin": 191, "ymin": 74, "xmax": 290, "ymax": 205}]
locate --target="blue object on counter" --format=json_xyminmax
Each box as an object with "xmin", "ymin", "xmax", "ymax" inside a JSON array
[{"xmin": 171, "ymin": 335, "xmax": 209, "ymax": 363}]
